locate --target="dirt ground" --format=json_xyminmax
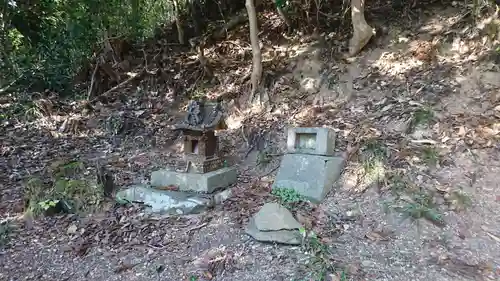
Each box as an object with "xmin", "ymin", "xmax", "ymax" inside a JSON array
[{"xmin": 1, "ymin": 5, "xmax": 500, "ymax": 281}]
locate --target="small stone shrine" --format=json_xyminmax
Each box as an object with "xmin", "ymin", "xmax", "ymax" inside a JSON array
[
  {"xmin": 116, "ymin": 98, "xmax": 237, "ymax": 215},
  {"xmin": 174, "ymin": 99, "xmax": 226, "ymax": 174},
  {"xmin": 149, "ymin": 98, "xmax": 237, "ymax": 193},
  {"xmin": 272, "ymin": 127, "xmax": 345, "ymax": 203}
]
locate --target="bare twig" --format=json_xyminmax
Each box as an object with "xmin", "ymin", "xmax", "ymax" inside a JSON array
[
  {"xmin": 87, "ymin": 62, "xmax": 100, "ymax": 100},
  {"xmin": 410, "ymin": 139, "xmax": 438, "ymax": 145},
  {"xmin": 0, "ymin": 78, "xmax": 19, "ymax": 94},
  {"xmin": 185, "ymin": 222, "xmax": 208, "ymax": 234},
  {"xmin": 259, "ymin": 164, "xmax": 280, "ymax": 178}
]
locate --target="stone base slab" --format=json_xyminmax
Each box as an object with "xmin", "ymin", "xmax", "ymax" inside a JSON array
[
  {"xmin": 116, "ymin": 185, "xmax": 232, "ymax": 215},
  {"xmin": 151, "ymin": 167, "xmax": 237, "ymax": 193}
]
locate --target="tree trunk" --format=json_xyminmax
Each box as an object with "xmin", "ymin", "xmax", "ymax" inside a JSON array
[
  {"xmin": 245, "ymin": 0, "xmax": 266, "ymax": 105},
  {"xmin": 276, "ymin": 5, "xmax": 292, "ymax": 33},
  {"xmin": 130, "ymin": 0, "xmax": 140, "ymax": 36},
  {"xmin": 348, "ymin": 0, "xmax": 375, "ymax": 57},
  {"xmin": 189, "ymin": 0, "xmax": 201, "ymax": 36},
  {"xmin": 173, "ymin": 0, "xmax": 185, "ymax": 45}
]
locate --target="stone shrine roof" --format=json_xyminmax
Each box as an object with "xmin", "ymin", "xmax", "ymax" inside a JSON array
[{"xmin": 173, "ymin": 99, "xmax": 226, "ymax": 132}]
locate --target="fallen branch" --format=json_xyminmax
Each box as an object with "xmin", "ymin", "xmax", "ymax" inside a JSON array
[
  {"xmin": 214, "ymin": 13, "xmax": 248, "ymax": 40},
  {"xmin": 0, "ymin": 75, "xmax": 23, "ymax": 94},
  {"xmin": 86, "ymin": 62, "xmax": 100, "ymax": 100},
  {"xmin": 89, "ymin": 69, "xmax": 145, "ymax": 104}
]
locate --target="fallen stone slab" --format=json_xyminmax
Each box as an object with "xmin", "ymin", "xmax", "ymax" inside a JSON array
[
  {"xmin": 245, "ymin": 202, "xmax": 302, "ymax": 245},
  {"xmin": 245, "ymin": 217, "xmax": 301, "ymax": 245},
  {"xmin": 253, "ymin": 202, "xmax": 302, "ymax": 231},
  {"xmin": 272, "ymin": 154, "xmax": 345, "ymax": 203},
  {"xmin": 150, "ymin": 167, "xmax": 237, "ymax": 193},
  {"xmin": 116, "ymin": 185, "xmax": 232, "ymax": 215}
]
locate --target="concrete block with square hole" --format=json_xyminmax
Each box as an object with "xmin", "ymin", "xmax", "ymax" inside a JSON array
[
  {"xmin": 286, "ymin": 127, "xmax": 336, "ymax": 156},
  {"xmin": 273, "ymin": 127, "xmax": 344, "ymax": 203}
]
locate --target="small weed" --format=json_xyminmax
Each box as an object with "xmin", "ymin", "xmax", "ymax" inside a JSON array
[
  {"xmin": 38, "ymin": 199, "xmax": 60, "ymax": 211},
  {"xmin": 387, "ymin": 173, "xmax": 409, "ymax": 196},
  {"xmin": 384, "ymin": 189, "xmax": 445, "ymax": 228},
  {"xmin": 421, "ymin": 146, "xmax": 440, "ymax": 166},
  {"xmin": 395, "ymin": 192, "xmax": 445, "ymax": 227},
  {"xmin": 53, "ymin": 160, "xmax": 84, "ymax": 178},
  {"xmin": 298, "ymin": 227, "xmax": 347, "ymax": 281},
  {"xmin": 446, "ymin": 190, "xmax": 472, "ymax": 211},
  {"xmin": 272, "ymin": 187, "xmax": 306, "ymax": 205},
  {"xmin": 409, "ymin": 107, "xmax": 434, "ymax": 131},
  {"xmin": 189, "ymin": 276, "xmax": 198, "ymax": 281},
  {"xmin": 0, "ymin": 220, "xmax": 14, "ymax": 247},
  {"xmin": 361, "ymin": 140, "xmax": 388, "ymax": 184}
]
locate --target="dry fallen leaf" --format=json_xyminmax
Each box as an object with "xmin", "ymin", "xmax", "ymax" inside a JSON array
[
  {"xmin": 67, "ymin": 224, "xmax": 78, "ymax": 235},
  {"xmin": 326, "ymin": 272, "xmax": 341, "ymax": 281}
]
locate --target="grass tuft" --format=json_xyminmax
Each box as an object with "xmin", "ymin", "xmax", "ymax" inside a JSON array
[
  {"xmin": 421, "ymin": 146, "xmax": 440, "ymax": 166},
  {"xmin": 296, "ymin": 227, "xmax": 347, "ymax": 281},
  {"xmin": 409, "ymin": 107, "xmax": 434, "ymax": 132},
  {"xmin": 0, "ymin": 220, "xmax": 14, "ymax": 247},
  {"xmin": 361, "ymin": 140, "xmax": 388, "ymax": 185}
]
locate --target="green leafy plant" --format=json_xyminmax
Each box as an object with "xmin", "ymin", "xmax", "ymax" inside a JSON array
[
  {"xmin": 2, "ymin": 0, "xmax": 182, "ymax": 93},
  {"xmin": 271, "ymin": 187, "xmax": 306, "ymax": 205},
  {"xmin": 0, "ymin": 221, "xmax": 14, "ymax": 247},
  {"xmin": 24, "ymin": 160, "xmax": 104, "ymax": 216},
  {"xmin": 38, "ymin": 199, "xmax": 60, "ymax": 211},
  {"xmin": 409, "ymin": 107, "xmax": 434, "ymax": 132}
]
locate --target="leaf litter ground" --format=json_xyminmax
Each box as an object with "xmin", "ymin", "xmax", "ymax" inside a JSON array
[{"xmin": 1, "ymin": 4, "xmax": 500, "ymax": 281}]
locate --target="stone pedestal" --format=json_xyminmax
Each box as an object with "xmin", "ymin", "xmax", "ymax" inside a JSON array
[
  {"xmin": 273, "ymin": 127, "xmax": 344, "ymax": 203},
  {"xmin": 272, "ymin": 154, "xmax": 344, "ymax": 203},
  {"xmin": 151, "ymin": 167, "xmax": 237, "ymax": 193}
]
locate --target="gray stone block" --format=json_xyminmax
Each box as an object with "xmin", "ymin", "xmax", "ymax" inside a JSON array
[
  {"xmin": 286, "ymin": 127, "xmax": 336, "ymax": 156},
  {"xmin": 272, "ymin": 154, "xmax": 344, "ymax": 203},
  {"xmin": 150, "ymin": 167, "xmax": 237, "ymax": 193},
  {"xmin": 116, "ymin": 185, "xmax": 212, "ymax": 215}
]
